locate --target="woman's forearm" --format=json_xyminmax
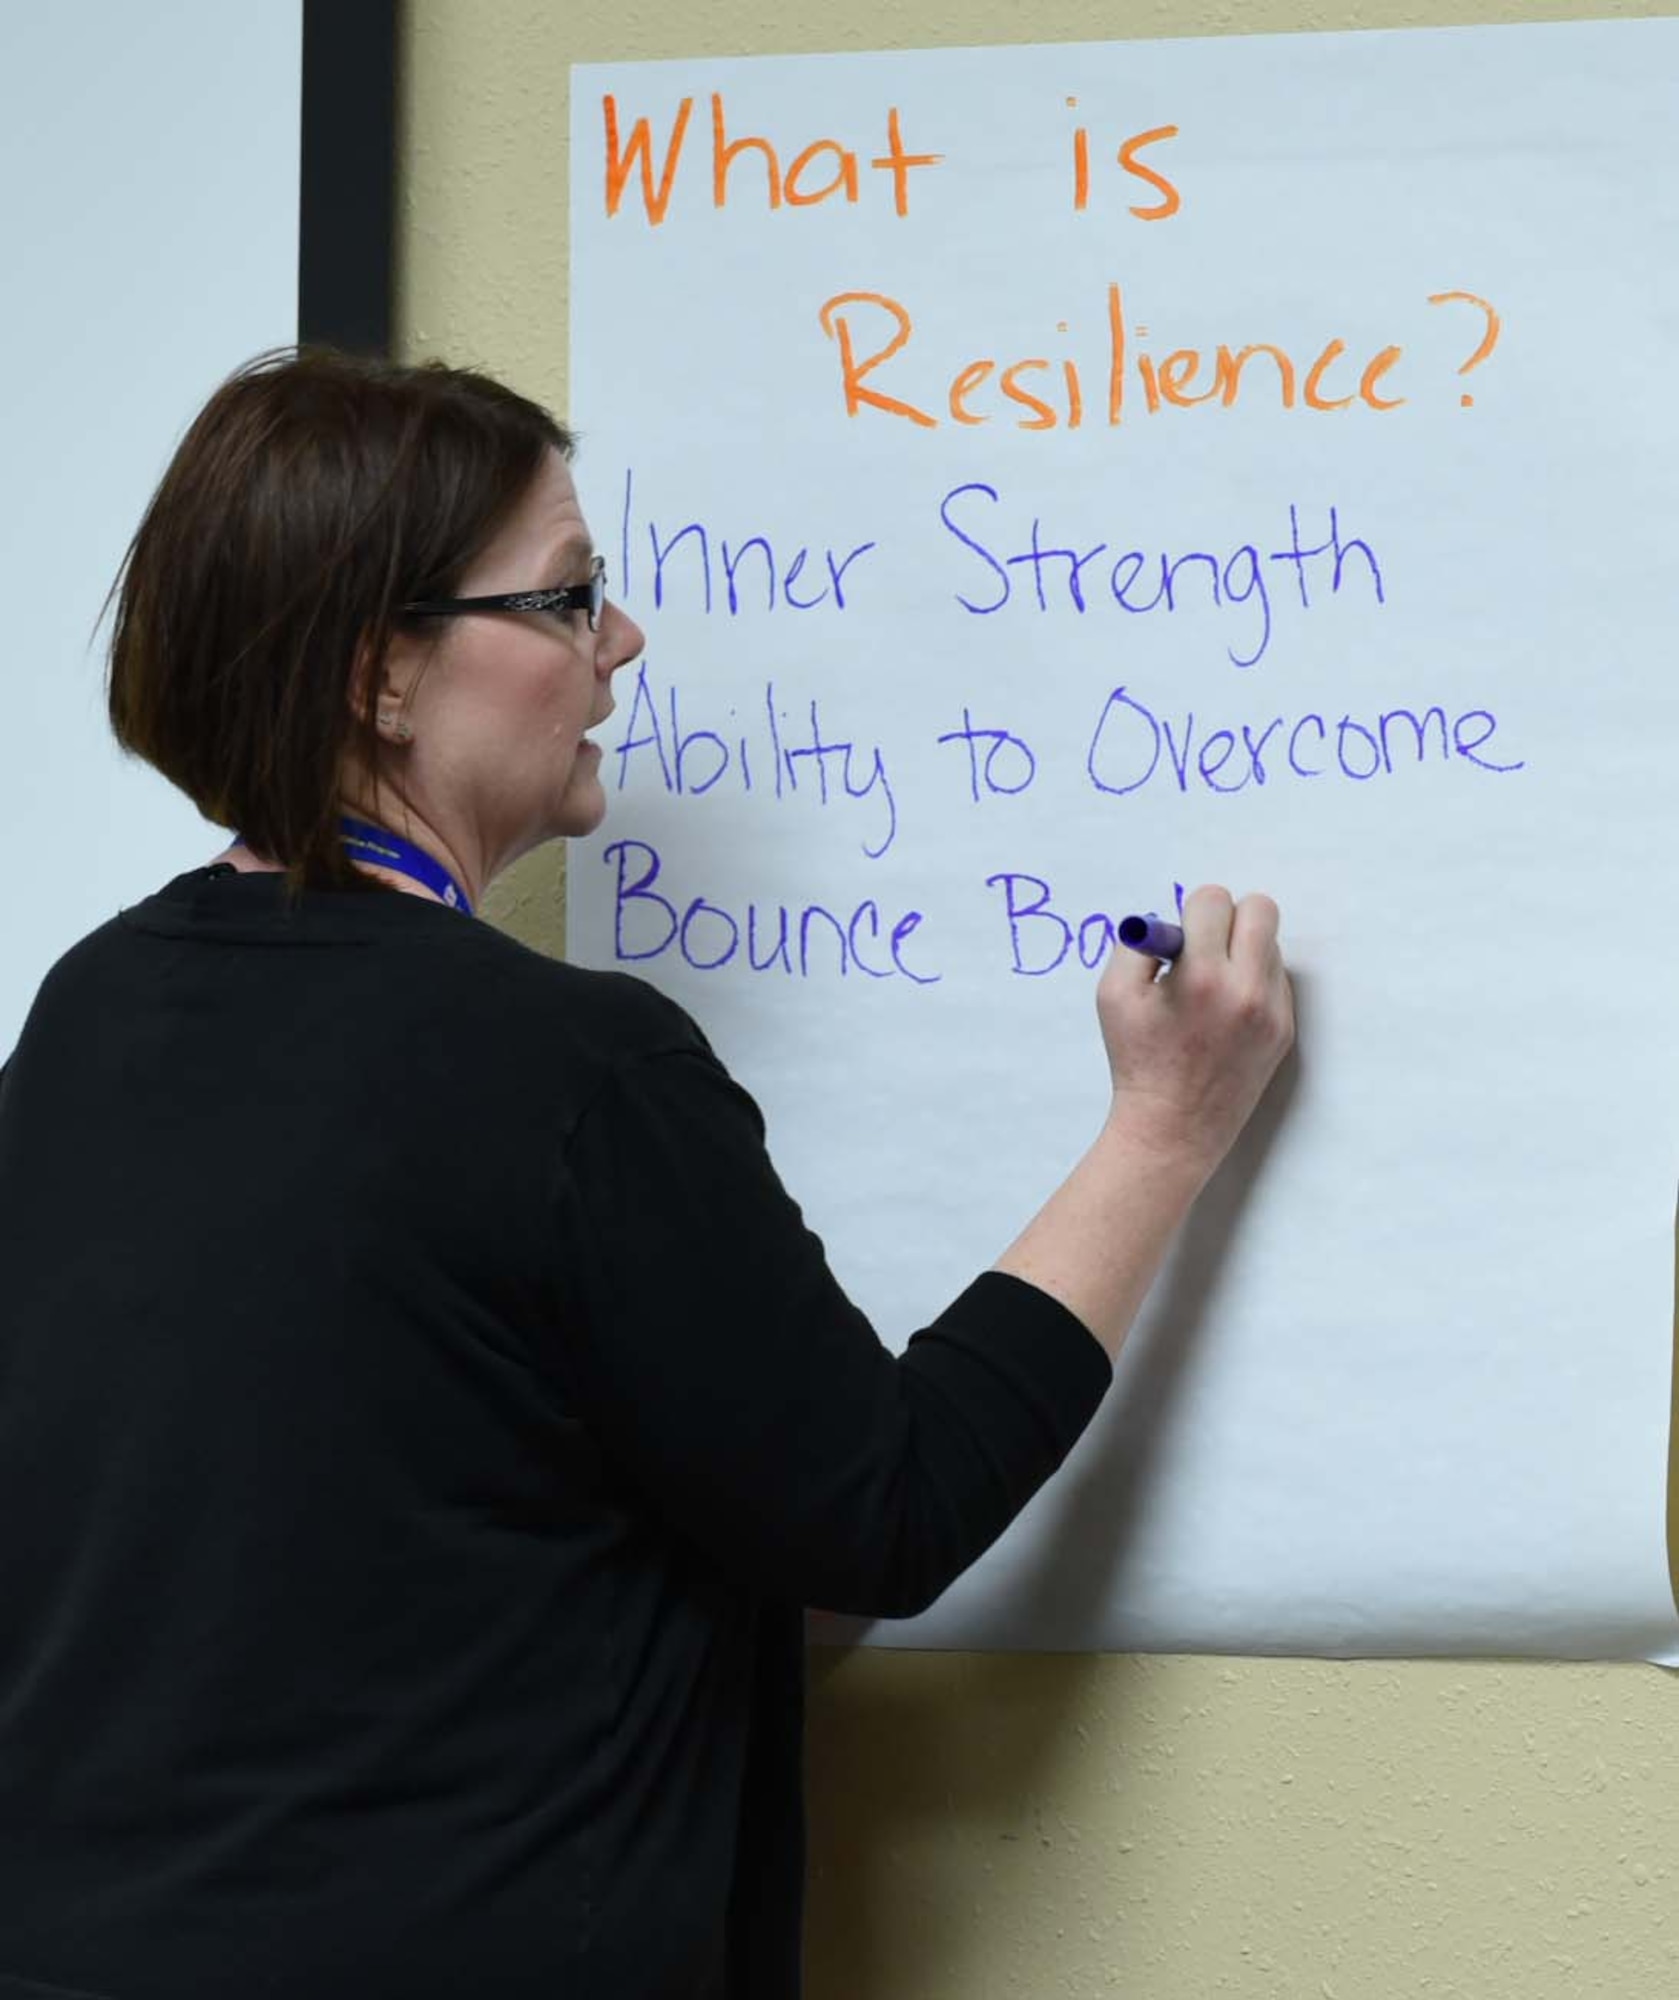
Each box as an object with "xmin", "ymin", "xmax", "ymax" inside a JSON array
[{"xmin": 992, "ymin": 1109, "xmax": 1212, "ymax": 1362}]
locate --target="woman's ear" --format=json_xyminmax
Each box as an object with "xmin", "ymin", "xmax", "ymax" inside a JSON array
[{"xmin": 349, "ymin": 627, "xmax": 424, "ymax": 745}]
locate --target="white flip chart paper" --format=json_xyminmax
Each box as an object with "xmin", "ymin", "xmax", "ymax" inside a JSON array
[
  {"xmin": 0, "ymin": 2, "xmax": 301, "ymax": 1059},
  {"xmin": 569, "ymin": 18, "xmax": 1679, "ymax": 1657}
]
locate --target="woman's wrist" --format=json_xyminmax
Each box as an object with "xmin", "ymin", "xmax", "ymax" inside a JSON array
[{"xmin": 1096, "ymin": 1093, "xmax": 1225, "ymax": 1200}]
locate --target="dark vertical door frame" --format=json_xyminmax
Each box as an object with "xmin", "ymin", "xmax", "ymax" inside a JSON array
[{"xmin": 298, "ymin": 0, "xmax": 397, "ymax": 353}]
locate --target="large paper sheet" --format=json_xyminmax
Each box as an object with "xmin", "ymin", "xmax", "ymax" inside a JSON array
[
  {"xmin": 0, "ymin": 2, "xmax": 300, "ymax": 1060},
  {"xmin": 568, "ymin": 19, "xmax": 1679, "ymax": 1657}
]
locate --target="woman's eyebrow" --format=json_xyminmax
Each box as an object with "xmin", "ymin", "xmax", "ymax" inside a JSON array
[{"xmin": 544, "ymin": 534, "xmax": 596, "ymax": 574}]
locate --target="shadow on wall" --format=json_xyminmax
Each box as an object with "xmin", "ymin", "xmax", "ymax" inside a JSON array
[
  {"xmin": 982, "ymin": 982, "xmax": 1308, "ymax": 1650},
  {"xmin": 800, "ymin": 985, "xmax": 1308, "ymax": 1989},
  {"xmin": 817, "ymin": 968, "xmax": 1308, "ymax": 1653},
  {"xmin": 803, "ymin": 1646, "xmax": 1131, "ymax": 1992}
]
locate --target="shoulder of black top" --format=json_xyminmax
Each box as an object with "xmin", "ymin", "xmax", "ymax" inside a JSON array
[{"xmin": 203, "ymin": 863, "xmax": 238, "ymax": 880}]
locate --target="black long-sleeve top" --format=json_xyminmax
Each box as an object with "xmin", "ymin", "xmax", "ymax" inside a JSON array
[{"xmin": 0, "ymin": 865, "xmax": 1110, "ymax": 1999}]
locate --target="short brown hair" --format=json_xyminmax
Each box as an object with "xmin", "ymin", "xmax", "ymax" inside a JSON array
[{"xmin": 103, "ymin": 345, "xmax": 574, "ymax": 894}]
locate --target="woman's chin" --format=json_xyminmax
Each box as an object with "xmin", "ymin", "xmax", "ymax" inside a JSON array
[{"xmin": 554, "ymin": 769, "xmax": 608, "ymax": 840}]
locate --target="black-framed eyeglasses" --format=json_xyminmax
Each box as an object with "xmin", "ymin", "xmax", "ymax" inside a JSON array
[{"xmin": 403, "ymin": 554, "xmax": 607, "ymax": 632}]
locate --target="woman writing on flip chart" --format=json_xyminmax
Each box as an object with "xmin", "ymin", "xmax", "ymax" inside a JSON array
[{"xmin": 0, "ymin": 347, "xmax": 1292, "ymax": 2000}]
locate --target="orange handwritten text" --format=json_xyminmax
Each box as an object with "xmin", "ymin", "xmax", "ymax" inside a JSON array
[
  {"xmin": 817, "ymin": 287, "xmax": 1426, "ymax": 431},
  {"xmin": 603, "ymin": 94, "xmax": 941, "ymax": 224},
  {"xmin": 1067, "ymin": 105, "xmax": 1183, "ymax": 219},
  {"xmin": 604, "ymin": 93, "xmax": 694, "ymax": 227}
]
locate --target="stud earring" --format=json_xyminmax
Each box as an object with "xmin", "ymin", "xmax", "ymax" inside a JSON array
[{"xmin": 380, "ymin": 711, "xmax": 414, "ymax": 744}]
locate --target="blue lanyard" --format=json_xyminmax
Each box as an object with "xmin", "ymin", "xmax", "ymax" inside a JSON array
[{"xmin": 337, "ymin": 816, "xmax": 474, "ymax": 916}]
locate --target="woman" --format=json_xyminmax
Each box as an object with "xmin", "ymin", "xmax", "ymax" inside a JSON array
[{"xmin": 0, "ymin": 348, "xmax": 1292, "ymax": 1999}]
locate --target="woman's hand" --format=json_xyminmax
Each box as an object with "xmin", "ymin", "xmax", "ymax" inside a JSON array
[{"xmin": 1097, "ymin": 884, "xmax": 1295, "ymax": 1188}]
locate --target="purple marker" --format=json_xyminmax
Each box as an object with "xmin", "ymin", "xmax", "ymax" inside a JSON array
[{"xmin": 1117, "ymin": 913, "xmax": 1184, "ymax": 962}]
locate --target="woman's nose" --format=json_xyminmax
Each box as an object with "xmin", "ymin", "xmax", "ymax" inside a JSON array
[{"xmin": 600, "ymin": 600, "xmax": 645, "ymax": 672}]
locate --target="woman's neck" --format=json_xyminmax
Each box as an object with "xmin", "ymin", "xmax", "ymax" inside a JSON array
[{"xmin": 212, "ymin": 835, "xmax": 454, "ymax": 909}]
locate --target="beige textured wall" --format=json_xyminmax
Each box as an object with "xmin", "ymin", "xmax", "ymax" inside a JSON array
[{"xmin": 396, "ymin": 3, "xmax": 1679, "ymax": 1992}]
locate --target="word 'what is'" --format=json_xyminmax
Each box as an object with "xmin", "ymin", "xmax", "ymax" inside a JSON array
[{"xmin": 599, "ymin": 93, "xmax": 1180, "ymax": 224}]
